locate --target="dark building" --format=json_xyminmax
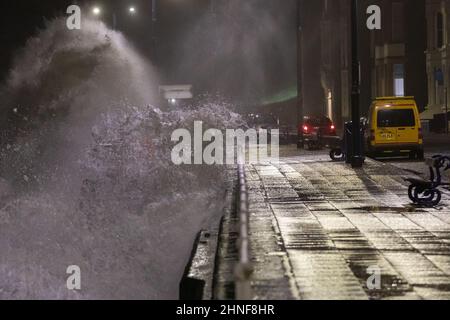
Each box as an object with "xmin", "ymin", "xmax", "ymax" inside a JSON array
[
  {"xmin": 300, "ymin": 0, "xmax": 325, "ymax": 117},
  {"xmin": 317, "ymin": 0, "xmax": 372, "ymax": 127},
  {"xmin": 319, "ymin": 0, "xmax": 351, "ymax": 128},
  {"xmin": 368, "ymin": 0, "xmax": 427, "ymax": 110},
  {"xmin": 423, "ymin": 0, "xmax": 450, "ymax": 132},
  {"xmin": 309, "ymin": 0, "xmax": 428, "ymax": 128}
]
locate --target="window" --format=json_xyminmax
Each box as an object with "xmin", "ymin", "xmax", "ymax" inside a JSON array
[
  {"xmin": 393, "ymin": 64, "xmax": 405, "ymax": 97},
  {"xmin": 377, "ymin": 109, "xmax": 415, "ymax": 127},
  {"xmin": 437, "ymin": 12, "xmax": 445, "ymax": 48}
]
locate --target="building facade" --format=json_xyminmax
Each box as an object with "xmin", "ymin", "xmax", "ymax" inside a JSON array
[
  {"xmin": 369, "ymin": 0, "xmax": 427, "ymax": 110},
  {"xmin": 319, "ymin": 0, "xmax": 373, "ymax": 126},
  {"xmin": 320, "ymin": 0, "xmax": 351, "ymax": 127},
  {"xmin": 316, "ymin": 0, "xmax": 427, "ymax": 128},
  {"xmin": 300, "ymin": 0, "xmax": 326, "ymax": 118},
  {"xmin": 424, "ymin": 0, "xmax": 450, "ymax": 131}
]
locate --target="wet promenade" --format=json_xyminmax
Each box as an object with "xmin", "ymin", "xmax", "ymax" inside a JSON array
[{"xmin": 214, "ymin": 151, "xmax": 450, "ymax": 300}]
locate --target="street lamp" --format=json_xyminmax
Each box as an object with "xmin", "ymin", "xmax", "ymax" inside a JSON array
[
  {"xmin": 350, "ymin": 0, "xmax": 364, "ymax": 168},
  {"xmin": 92, "ymin": 7, "xmax": 101, "ymax": 16},
  {"xmin": 92, "ymin": 5, "xmax": 137, "ymax": 30}
]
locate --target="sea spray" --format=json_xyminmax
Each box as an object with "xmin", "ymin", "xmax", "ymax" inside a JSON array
[{"xmin": 0, "ymin": 18, "xmax": 243, "ymax": 299}]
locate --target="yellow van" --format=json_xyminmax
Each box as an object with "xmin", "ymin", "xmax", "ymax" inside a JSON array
[{"xmin": 366, "ymin": 97, "xmax": 424, "ymax": 159}]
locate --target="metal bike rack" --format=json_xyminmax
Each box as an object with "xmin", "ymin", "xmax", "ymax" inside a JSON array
[{"xmin": 406, "ymin": 155, "xmax": 450, "ymax": 207}]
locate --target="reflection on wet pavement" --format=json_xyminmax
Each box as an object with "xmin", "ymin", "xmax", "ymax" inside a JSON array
[{"xmin": 216, "ymin": 151, "xmax": 450, "ymax": 300}]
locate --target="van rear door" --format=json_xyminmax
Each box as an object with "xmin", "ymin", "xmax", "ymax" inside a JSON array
[
  {"xmin": 393, "ymin": 108, "xmax": 417, "ymax": 144},
  {"xmin": 376, "ymin": 109, "xmax": 398, "ymax": 144},
  {"xmin": 376, "ymin": 108, "xmax": 417, "ymax": 144}
]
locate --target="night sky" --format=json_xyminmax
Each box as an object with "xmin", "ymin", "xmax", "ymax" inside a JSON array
[
  {"xmin": 0, "ymin": 0, "xmax": 298, "ymax": 103},
  {"xmin": 0, "ymin": 0, "xmax": 73, "ymax": 79}
]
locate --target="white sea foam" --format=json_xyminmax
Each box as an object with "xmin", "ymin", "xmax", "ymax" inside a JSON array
[{"xmin": 0, "ymin": 18, "xmax": 242, "ymax": 299}]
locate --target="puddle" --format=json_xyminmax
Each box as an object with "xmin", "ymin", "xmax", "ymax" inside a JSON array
[
  {"xmin": 345, "ymin": 255, "xmax": 414, "ymax": 300},
  {"xmin": 356, "ymin": 206, "xmax": 427, "ymax": 213}
]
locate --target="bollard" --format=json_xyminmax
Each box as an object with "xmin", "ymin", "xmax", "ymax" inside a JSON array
[{"xmin": 344, "ymin": 121, "xmax": 366, "ymax": 164}]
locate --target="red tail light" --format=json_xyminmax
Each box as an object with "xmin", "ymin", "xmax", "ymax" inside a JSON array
[
  {"xmin": 330, "ymin": 125, "xmax": 336, "ymax": 134},
  {"xmin": 370, "ymin": 130, "xmax": 375, "ymax": 141},
  {"xmin": 419, "ymin": 128, "xmax": 423, "ymax": 140},
  {"xmin": 303, "ymin": 125, "xmax": 309, "ymax": 133}
]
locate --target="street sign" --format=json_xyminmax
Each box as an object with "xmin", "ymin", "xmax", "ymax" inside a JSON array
[{"xmin": 159, "ymin": 85, "xmax": 193, "ymax": 100}]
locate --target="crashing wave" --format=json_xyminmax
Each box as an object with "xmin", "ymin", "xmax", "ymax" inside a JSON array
[{"xmin": 0, "ymin": 18, "xmax": 242, "ymax": 299}]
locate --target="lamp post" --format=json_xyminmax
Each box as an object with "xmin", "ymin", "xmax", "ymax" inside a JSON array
[
  {"xmin": 350, "ymin": 0, "xmax": 364, "ymax": 168},
  {"xmin": 297, "ymin": 0, "xmax": 304, "ymax": 149},
  {"xmin": 152, "ymin": 0, "xmax": 158, "ymax": 49}
]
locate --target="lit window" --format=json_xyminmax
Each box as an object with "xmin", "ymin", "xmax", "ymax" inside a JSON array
[{"xmin": 394, "ymin": 64, "xmax": 405, "ymax": 97}]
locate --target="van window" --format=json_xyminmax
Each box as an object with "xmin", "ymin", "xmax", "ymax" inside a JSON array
[{"xmin": 377, "ymin": 109, "xmax": 415, "ymax": 127}]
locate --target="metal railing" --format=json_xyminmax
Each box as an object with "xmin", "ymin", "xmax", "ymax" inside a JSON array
[{"xmin": 234, "ymin": 163, "xmax": 254, "ymax": 300}]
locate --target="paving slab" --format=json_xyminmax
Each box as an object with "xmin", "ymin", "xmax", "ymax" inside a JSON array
[{"xmin": 213, "ymin": 150, "xmax": 450, "ymax": 300}]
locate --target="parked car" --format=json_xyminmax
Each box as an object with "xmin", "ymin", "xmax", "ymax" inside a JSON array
[
  {"xmin": 298, "ymin": 116, "xmax": 337, "ymax": 149},
  {"xmin": 366, "ymin": 97, "xmax": 424, "ymax": 160}
]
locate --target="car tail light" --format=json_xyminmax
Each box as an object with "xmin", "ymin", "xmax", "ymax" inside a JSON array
[
  {"xmin": 370, "ymin": 130, "xmax": 375, "ymax": 141},
  {"xmin": 303, "ymin": 125, "xmax": 309, "ymax": 133},
  {"xmin": 419, "ymin": 128, "xmax": 423, "ymax": 140}
]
